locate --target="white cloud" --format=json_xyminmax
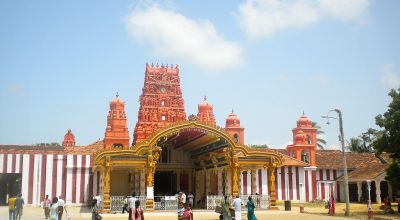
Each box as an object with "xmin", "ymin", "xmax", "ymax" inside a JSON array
[
  {"xmin": 380, "ymin": 63, "xmax": 400, "ymax": 89},
  {"xmin": 314, "ymin": 73, "xmax": 330, "ymax": 86},
  {"xmin": 237, "ymin": 0, "xmax": 319, "ymax": 39},
  {"xmin": 125, "ymin": 4, "xmax": 243, "ymax": 71},
  {"xmin": 236, "ymin": 0, "xmax": 370, "ymax": 39},
  {"xmin": 319, "ymin": 0, "xmax": 369, "ymax": 21}
]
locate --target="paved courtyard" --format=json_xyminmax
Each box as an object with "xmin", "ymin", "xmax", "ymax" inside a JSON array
[{"xmin": 1, "ymin": 203, "xmax": 399, "ymax": 220}]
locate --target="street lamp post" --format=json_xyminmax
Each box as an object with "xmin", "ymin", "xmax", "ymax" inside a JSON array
[
  {"xmin": 367, "ymin": 180, "xmax": 374, "ymax": 219},
  {"xmin": 322, "ymin": 108, "xmax": 350, "ymax": 216}
]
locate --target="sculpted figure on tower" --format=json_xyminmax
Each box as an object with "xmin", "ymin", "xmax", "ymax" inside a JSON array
[{"xmin": 133, "ymin": 63, "xmax": 186, "ymax": 144}]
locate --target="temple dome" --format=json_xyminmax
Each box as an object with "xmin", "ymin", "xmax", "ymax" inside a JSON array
[
  {"xmin": 226, "ymin": 110, "xmax": 241, "ymax": 127},
  {"xmin": 294, "ymin": 130, "xmax": 307, "ymax": 144},
  {"xmin": 297, "ymin": 113, "xmax": 312, "ymax": 128}
]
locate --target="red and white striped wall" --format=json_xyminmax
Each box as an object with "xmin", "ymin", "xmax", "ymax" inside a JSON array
[
  {"xmin": 0, "ymin": 153, "xmax": 94, "ymax": 206},
  {"xmin": 316, "ymin": 169, "xmax": 343, "ymax": 202},
  {"xmin": 240, "ymin": 166, "xmax": 322, "ymax": 202}
]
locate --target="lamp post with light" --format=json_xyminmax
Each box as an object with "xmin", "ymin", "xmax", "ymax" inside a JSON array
[{"xmin": 322, "ymin": 108, "xmax": 350, "ymax": 216}]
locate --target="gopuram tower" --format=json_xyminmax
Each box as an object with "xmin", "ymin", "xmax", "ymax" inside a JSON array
[{"xmin": 133, "ymin": 63, "xmax": 186, "ymax": 144}]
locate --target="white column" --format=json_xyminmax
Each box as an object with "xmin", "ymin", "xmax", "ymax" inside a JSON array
[
  {"xmin": 375, "ymin": 180, "xmax": 381, "ymax": 204},
  {"xmin": 217, "ymin": 169, "xmax": 223, "ymax": 196},
  {"xmin": 262, "ymin": 169, "xmax": 268, "ymax": 195},
  {"xmin": 357, "ymin": 181, "xmax": 362, "ymax": 202}
]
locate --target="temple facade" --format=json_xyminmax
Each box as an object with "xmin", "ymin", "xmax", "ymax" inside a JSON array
[{"xmin": 0, "ymin": 63, "xmax": 392, "ymax": 209}]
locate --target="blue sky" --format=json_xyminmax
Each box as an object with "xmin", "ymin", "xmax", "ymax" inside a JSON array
[{"xmin": 0, "ymin": 0, "xmax": 399, "ymax": 149}]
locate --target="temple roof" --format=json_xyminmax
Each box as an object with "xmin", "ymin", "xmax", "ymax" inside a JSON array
[{"xmin": 315, "ymin": 150, "xmax": 391, "ymax": 170}]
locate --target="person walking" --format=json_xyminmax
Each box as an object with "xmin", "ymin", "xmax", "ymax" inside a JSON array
[
  {"xmin": 246, "ymin": 196, "xmax": 257, "ymax": 220},
  {"xmin": 14, "ymin": 194, "xmax": 24, "ymax": 220},
  {"xmin": 8, "ymin": 194, "xmax": 16, "ymax": 220},
  {"xmin": 57, "ymin": 195, "xmax": 66, "ymax": 220},
  {"xmin": 50, "ymin": 197, "xmax": 59, "ymax": 220},
  {"xmin": 231, "ymin": 195, "xmax": 242, "ymax": 220},
  {"xmin": 131, "ymin": 200, "xmax": 144, "ymax": 220},
  {"xmin": 128, "ymin": 193, "xmax": 137, "ymax": 220},
  {"xmin": 92, "ymin": 199, "xmax": 101, "ymax": 220},
  {"xmin": 187, "ymin": 192, "xmax": 194, "ymax": 208},
  {"xmin": 43, "ymin": 195, "xmax": 51, "ymax": 219},
  {"xmin": 328, "ymin": 194, "xmax": 335, "ymax": 216},
  {"xmin": 122, "ymin": 196, "xmax": 129, "ymax": 213}
]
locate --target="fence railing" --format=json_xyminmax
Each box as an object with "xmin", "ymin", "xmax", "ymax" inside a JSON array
[
  {"xmin": 110, "ymin": 196, "xmax": 146, "ymax": 212},
  {"xmin": 154, "ymin": 196, "xmax": 179, "ymax": 210},
  {"xmin": 206, "ymin": 194, "xmax": 270, "ymax": 210}
]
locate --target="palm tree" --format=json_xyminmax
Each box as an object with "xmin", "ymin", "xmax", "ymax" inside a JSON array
[{"xmin": 312, "ymin": 122, "xmax": 327, "ymax": 150}]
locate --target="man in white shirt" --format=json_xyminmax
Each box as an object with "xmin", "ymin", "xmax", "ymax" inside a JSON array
[
  {"xmin": 95, "ymin": 194, "xmax": 102, "ymax": 206},
  {"xmin": 128, "ymin": 193, "xmax": 137, "ymax": 220},
  {"xmin": 181, "ymin": 191, "xmax": 186, "ymax": 205},
  {"xmin": 232, "ymin": 195, "xmax": 242, "ymax": 220},
  {"xmin": 57, "ymin": 196, "xmax": 66, "ymax": 220}
]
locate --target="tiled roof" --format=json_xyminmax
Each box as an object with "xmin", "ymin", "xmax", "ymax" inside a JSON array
[
  {"xmin": 337, "ymin": 163, "xmax": 389, "ymax": 181},
  {"xmin": 0, "ymin": 140, "xmax": 104, "ymax": 156},
  {"xmin": 315, "ymin": 150, "xmax": 391, "ymax": 170}
]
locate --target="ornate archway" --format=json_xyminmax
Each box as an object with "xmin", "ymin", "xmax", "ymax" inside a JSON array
[{"xmin": 94, "ymin": 120, "xmax": 284, "ymax": 211}]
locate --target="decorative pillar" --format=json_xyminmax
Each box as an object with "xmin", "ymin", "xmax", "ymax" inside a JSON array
[
  {"xmin": 134, "ymin": 170, "xmax": 140, "ymax": 195},
  {"xmin": 146, "ymin": 149, "xmax": 156, "ymax": 210},
  {"xmin": 231, "ymin": 156, "xmax": 240, "ymax": 197},
  {"xmin": 268, "ymin": 166, "xmax": 278, "ymax": 209},
  {"xmin": 375, "ymin": 180, "xmax": 381, "ymax": 204},
  {"xmin": 251, "ymin": 169, "xmax": 257, "ymax": 195},
  {"xmin": 238, "ymin": 169, "xmax": 242, "ymax": 195},
  {"xmin": 102, "ymin": 157, "xmax": 111, "ymax": 213},
  {"xmin": 140, "ymin": 169, "xmax": 146, "ymax": 196},
  {"xmin": 217, "ymin": 169, "xmax": 223, "ymax": 196},
  {"xmin": 129, "ymin": 170, "xmax": 135, "ymax": 194},
  {"xmin": 225, "ymin": 168, "xmax": 231, "ymax": 196},
  {"xmin": 195, "ymin": 171, "xmax": 200, "ymax": 197},
  {"xmin": 357, "ymin": 181, "xmax": 362, "ymax": 202},
  {"xmin": 205, "ymin": 170, "xmax": 210, "ymax": 195}
]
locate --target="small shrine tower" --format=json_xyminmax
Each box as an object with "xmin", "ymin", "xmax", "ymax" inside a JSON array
[
  {"xmin": 286, "ymin": 113, "xmax": 317, "ymax": 165},
  {"xmin": 104, "ymin": 93, "xmax": 130, "ymax": 149},
  {"xmin": 225, "ymin": 110, "xmax": 244, "ymax": 145},
  {"xmin": 133, "ymin": 63, "xmax": 186, "ymax": 144},
  {"xmin": 62, "ymin": 129, "xmax": 76, "ymax": 147},
  {"xmin": 197, "ymin": 96, "xmax": 216, "ymax": 125}
]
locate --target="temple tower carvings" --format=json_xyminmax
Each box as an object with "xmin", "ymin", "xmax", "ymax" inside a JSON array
[
  {"xmin": 197, "ymin": 96, "xmax": 216, "ymax": 125},
  {"xmin": 134, "ymin": 63, "xmax": 186, "ymax": 144},
  {"xmin": 62, "ymin": 129, "xmax": 76, "ymax": 147},
  {"xmin": 104, "ymin": 94, "xmax": 130, "ymax": 149}
]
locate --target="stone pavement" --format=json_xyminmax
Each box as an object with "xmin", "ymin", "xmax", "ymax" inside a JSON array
[{"xmin": 0, "ymin": 206, "xmax": 354, "ymax": 220}]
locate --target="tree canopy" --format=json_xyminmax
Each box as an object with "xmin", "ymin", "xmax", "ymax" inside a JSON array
[{"xmin": 373, "ymin": 88, "xmax": 400, "ymax": 192}]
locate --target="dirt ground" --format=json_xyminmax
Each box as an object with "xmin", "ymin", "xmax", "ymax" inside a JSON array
[{"xmin": 1, "ymin": 202, "xmax": 399, "ymax": 220}]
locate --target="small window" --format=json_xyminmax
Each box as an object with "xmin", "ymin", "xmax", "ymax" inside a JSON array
[
  {"xmin": 162, "ymin": 115, "xmax": 167, "ymax": 121},
  {"xmin": 307, "ymin": 135, "xmax": 312, "ymax": 144},
  {"xmin": 233, "ymin": 134, "xmax": 240, "ymax": 143},
  {"xmin": 161, "ymin": 101, "xmax": 165, "ymax": 106}
]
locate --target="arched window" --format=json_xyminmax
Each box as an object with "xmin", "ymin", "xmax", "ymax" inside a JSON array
[
  {"xmin": 301, "ymin": 150, "xmax": 310, "ymax": 164},
  {"xmin": 233, "ymin": 134, "xmax": 240, "ymax": 143},
  {"xmin": 307, "ymin": 135, "xmax": 312, "ymax": 144}
]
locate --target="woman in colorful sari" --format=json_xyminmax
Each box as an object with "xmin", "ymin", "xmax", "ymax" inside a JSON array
[{"xmin": 247, "ymin": 196, "xmax": 257, "ymax": 220}]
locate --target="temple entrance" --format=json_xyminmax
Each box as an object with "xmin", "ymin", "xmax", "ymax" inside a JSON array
[{"xmin": 154, "ymin": 171, "xmax": 176, "ymax": 196}]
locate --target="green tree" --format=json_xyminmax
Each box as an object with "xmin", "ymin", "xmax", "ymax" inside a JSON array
[
  {"xmin": 374, "ymin": 88, "xmax": 400, "ymax": 193},
  {"xmin": 312, "ymin": 122, "xmax": 327, "ymax": 150},
  {"xmin": 347, "ymin": 128, "xmax": 379, "ymax": 153}
]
